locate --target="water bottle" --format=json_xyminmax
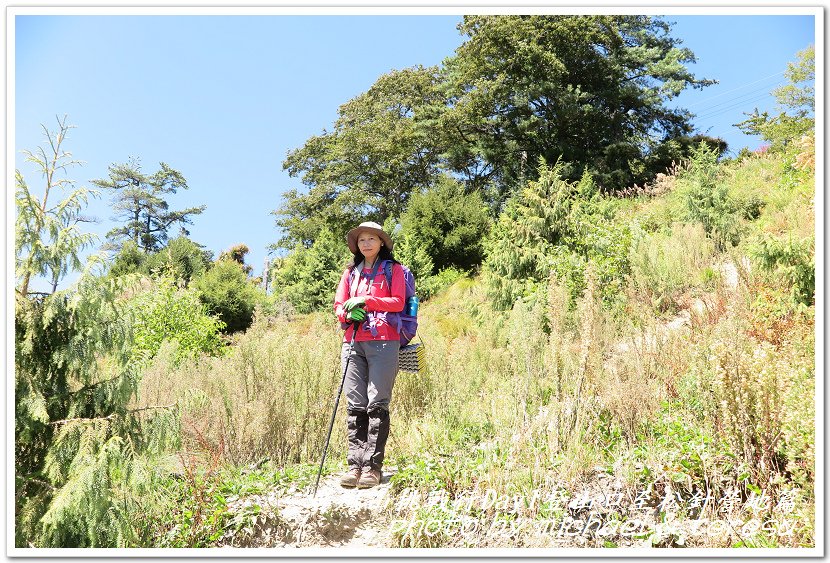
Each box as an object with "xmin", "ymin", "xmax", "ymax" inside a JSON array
[{"xmin": 405, "ymin": 295, "xmax": 419, "ymax": 316}]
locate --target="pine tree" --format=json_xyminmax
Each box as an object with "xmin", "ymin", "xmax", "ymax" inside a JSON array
[{"xmin": 92, "ymin": 158, "xmax": 206, "ymax": 253}]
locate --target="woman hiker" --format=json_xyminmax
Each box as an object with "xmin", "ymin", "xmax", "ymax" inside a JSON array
[{"xmin": 333, "ymin": 221, "xmax": 405, "ymax": 489}]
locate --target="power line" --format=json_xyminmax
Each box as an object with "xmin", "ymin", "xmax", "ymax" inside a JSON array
[
  {"xmin": 694, "ymin": 92, "xmax": 775, "ymax": 122},
  {"xmin": 691, "ymin": 79, "xmax": 786, "ymax": 115},
  {"xmin": 696, "ymin": 92, "xmax": 774, "ymax": 120},
  {"xmin": 695, "ymin": 90, "xmax": 777, "ymax": 118},
  {"xmin": 685, "ymin": 70, "xmax": 786, "ymax": 109}
]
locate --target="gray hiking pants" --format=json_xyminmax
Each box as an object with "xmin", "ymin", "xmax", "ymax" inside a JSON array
[{"xmin": 342, "ymin": 340, "xmax": 399, "ymax": 471}]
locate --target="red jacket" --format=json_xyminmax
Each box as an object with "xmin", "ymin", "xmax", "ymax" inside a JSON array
[{"xmin": 334, "ymin": 262, "xmax": 405, "ymax": 342}]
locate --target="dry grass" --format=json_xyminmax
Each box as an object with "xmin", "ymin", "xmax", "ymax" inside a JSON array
[
  {"xmin": 138, "ymin": 314, "xmax": 344, "ymax": 466},
  {"xmin": 627, "ymin": 222, "xmax": 716, "ymax": 314}
]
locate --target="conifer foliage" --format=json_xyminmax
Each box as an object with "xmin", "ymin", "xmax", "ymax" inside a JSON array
[
  {"xmin": 483, "ymin": 160, "xmax": 589, "ymax": 309},
  {"xmin": 92, "ymin": 158, "xmax": 205, "ymax": 253},
  {"xmin": 15, "ymin": 121, "xmax": 190, "ymax": 547},
  {"xmin": 483, "ymin": 160, "xmax": 630, "ymax": 310},
  {"xmin": 268, "ymin": 228, "xmax": 351, "ymax": 314},
  {"xmin": 15, "ymin": 116, "xmax": 98, "ymax": 297},
  {"xmin": 15, "ymin": 277, "xmax": 183, "ymax": 547}
]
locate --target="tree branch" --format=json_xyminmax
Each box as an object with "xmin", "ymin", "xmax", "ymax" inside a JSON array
[
  {"xmin": 49, "ymin": 403, "xmax": 178, "ymax": 426},
  {"xmin": 18, "ymin": 476, "xmax": 56, "ymax": 492}
]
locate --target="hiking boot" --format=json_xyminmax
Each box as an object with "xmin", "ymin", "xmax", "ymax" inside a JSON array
[
  {"xmin": 340, "ymin": 468, "xmax": 361, "ymax": 488},
  {"xmin": 357, "ymin": 468, "xmax": 381, "ymax": 489}
]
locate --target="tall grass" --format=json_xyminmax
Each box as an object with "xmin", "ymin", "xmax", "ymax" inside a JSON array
[
  {"xmin": 384, "ymin": 150, "xmax": 814, "ymax": 547},
  {"xmin": 627, "ymin": 222, "xmax": 716, "ymax": 313},
  {"xmin": 138, "ymin": 314, "xmax": 344, "ymax": 467}
]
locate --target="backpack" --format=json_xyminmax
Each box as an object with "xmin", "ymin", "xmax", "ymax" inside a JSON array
[{"xmin": 345, "ymin": 259, "xmax": 418, "ymax": 346}]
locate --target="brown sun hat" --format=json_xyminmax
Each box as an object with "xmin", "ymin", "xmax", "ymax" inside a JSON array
[{"xmin": 346, "ymin": 221, "xmax": 394, "ymax": 253}]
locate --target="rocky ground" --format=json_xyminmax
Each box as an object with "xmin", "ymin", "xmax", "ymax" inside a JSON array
[{"xmin": 220, "ymin": 469, "xmax": 399, "ymax": 548}]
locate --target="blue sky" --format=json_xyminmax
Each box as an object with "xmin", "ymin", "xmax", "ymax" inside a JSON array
[{"xmin": 13, "ymin": 12, "xmax": 816, "ymax": 291}]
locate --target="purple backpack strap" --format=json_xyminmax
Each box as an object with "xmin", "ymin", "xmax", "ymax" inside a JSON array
[
  {"xmin": 382, "ymin": 261, "xmax": 404, "ymax": 335},
  {"xmin": 341, "ymin": 266, "xmax": 360, "ymax": 331}
]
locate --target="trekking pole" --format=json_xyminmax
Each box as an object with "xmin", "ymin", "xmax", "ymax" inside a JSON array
[{"xmin": 313, "ymin": 320, "xmax": 359, "ymax": 497}]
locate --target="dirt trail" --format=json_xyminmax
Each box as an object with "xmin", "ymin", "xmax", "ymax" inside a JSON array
[{"xmin": 221, "ymin": 469, "xmax": 398, "ymax": 548}]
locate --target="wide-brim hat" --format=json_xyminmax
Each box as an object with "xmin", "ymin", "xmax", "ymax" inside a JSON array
[{"xmin": 346, "ymin": 221, "xmax": 394, "ymax": 253}]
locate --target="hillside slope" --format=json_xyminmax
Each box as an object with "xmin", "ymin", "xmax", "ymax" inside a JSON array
[{"xmin": 138, "ymin": 145, "xmax": 816, "ymax": 549}]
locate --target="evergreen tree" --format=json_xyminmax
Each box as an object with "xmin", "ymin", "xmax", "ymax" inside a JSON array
[
  {"xmin": 92, "ymin": 159, "xmax": 206, "ymax": 253},
  {"xmin": 109, "ymin": 236, "xmax": 213, "ymax": 285},
  {"xmin": 680, "ymin": 142, "xmax": 742, "ymax": 251},
  {"xmin": 391, "ymin": 229, "xmax": 434, "ymax": 286},
  {"xmin": 144, "ymin": 236, "xmax": 213, "ymax": 283},
  {"xmin": 15, "ymin": 275, "xmax": 184, "ymax": 547},
  {"xmin": 15, "ymin": 121, "xmax": 198, "ymax": 546},
  {"xmin": 483, "ymin": 159, "xmax": 630, "ymax": 310},
  {"xmin": 194, "ymin": 258, "xmax": 261, "ymax": 334},
  {"xmin": 441, "ymin": 15, "xmax": 714, "ymax": 197},
  {"xmin": 483, "ymin": 160, "xmax": 580, "ymax": 309},
  {"xmin": 15, "ymin": 116, "xmax": 99, "ymax": 296},
  {"xmin": 269, "ymin": 229, "xmax": 351, "ymax": 313},
  {"xmin": 399, "ymin": 175, "xmax": 491, "ymax": 273}
]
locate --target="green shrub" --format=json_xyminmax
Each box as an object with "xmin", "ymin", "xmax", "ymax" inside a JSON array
[
  {"xmin": 749, "ymin": 234, "xmax": 814, "ymax": 306},
  {"xmin": 418, "ymin": 267, "xmax": 467, "ymax": 301},
  {"xmin": 109, "ymin": 237, "xmax": 213, "ymax": 285},
  {"xmin": 399, "ymin": 175, "xmax": 492, "ymax": 273},
  {"xmin": 269, "ymin": 228, "xmax": 350, "ymax": 314},
  {"xmin": 109, "ymin": 240, "xmax": 146, "ymax": 278},
  {"xmin": 129, "ymin": 276, "xmax": 225, "ymax": 365},
  {"xmin": 483, "ymin": 160, "xmax": 630, "ymax": 311},
  {"xmin": 144, "ymin": 237, "xmax": 213, "ymax": 283},
  {"xmin": 566, "ymin": 202, "xmax": 632, "ymax": 311},
  {"xmin": 392, "ymin": 229, "xmax": 434, "ymax": 289},
  {"xmin": 194, "ymin": 259, "xmax": 262, "ymax": 333},
  {"xmin": 737, "ymin": 194, "xmax": 765, "ymax": 221},
  {"xmin": 679, "ymin": 142, "xmax": 742, "ymax": 251}
]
